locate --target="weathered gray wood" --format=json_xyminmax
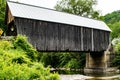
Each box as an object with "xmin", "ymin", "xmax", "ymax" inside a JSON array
[
  {"xmin": 81, "ymin": 27, "xmax": 83, "ymax": 51},
  {"xmin": 14, "ymin": 17, "xmax": 110, "ymax": 52},
  {"xmin": 91, "ymin": 29, "xmax": 94, "ymax": 51}
]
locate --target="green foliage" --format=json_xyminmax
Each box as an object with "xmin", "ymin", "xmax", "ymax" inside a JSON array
[
  {"xmin": 104, "ymin": 10, "xmax": 120, "ymax": 39},
  {"xmin": 58, "ymin": 52, "xmax": 72, "ymax": 67},
  {"xmin": 113, "ymin": 42, "xmax": 120, "ymax": 69},
  {"xmin": 104, "ymin": 10, "xmax": 120, "ymax": 24},
  {"xmin": 0, "ymin": 35, "xmax": 60, "ymax": 80},
  {"xmin": 64, "ymin": 59, "xmax": 80, "ymax": 69},
  {"xmin": 55, "ymin": 0, "xmax": 100, "ymax": 19},
  {"xmin": 107, "ymin": 22, "xmax": 120, "ymax": 39},
  {"xmin": 0, "ymin": 0, "xmax": 6, "ymax": 31},
  {"xmin": 13, "ymin": 35, "xmax": 38, "ymax": 61},
  {"xmin": 40, "ymin": 52, "xmax": 61, "ymax": 68},
  {"xmin": 0, "ymin": 40, "xmax": 12, "ymax": 50},
  {"xmin": 59, "ymin": 52, "xmax": 85, "ymax": 69},
  {"xmin": 40, "ymin": 52, "xmax": 86, "ymax": 69},
  {"xmin": 113, "ymin": 56, "xmax": 120, "ymax": 69},
  {"xmin": 12, "ymin": 55, "xmax": 31, "ymax": 64}
]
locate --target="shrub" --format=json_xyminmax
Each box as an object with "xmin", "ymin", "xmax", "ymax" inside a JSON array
[
  {"xmin": 64, "ymin": 59, "xmax": 80, "ymax": 69},
  {"xmin": 12, "ymin": 56, "xmax": 30, "ymax": 64},
  {"xmin": 0, "ymin": 62, "xmax": 60, "ymax": 80},
  {"xmin": 0, "ymin": 40, "xmax": 12, "ymax": 50},
  {"xmin": 58, "ymin": 52, "xmax": 85, "ymax": 69},
  {"xmin": 13, "ymin": 35, "xmax": 38, "ymax": 61},
  {"xmin": 40, "ymin": 52, "xmax": 61, "ymax": 68},
  {"xmin": 0, "ymin": 35, "xmax": 60, "ymax": 80},
  {"xmin": 40, "ymin": 52, "xmax": 86, "ymax": 69},
  {"xmin": 113, "ymin": 56, "xmax": 120, "ymax": 69},
  {"xmin": 112, "ymin": 42, "xmax": 120, "ymax": 69}
]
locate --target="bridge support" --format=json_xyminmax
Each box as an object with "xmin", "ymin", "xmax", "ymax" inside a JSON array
[{"xmin": 84, "ymin": 51, "xmax": 108, "ymax": 73}]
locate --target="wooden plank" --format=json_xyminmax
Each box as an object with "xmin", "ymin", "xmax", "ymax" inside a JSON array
[
  {"xmin": 7, "ymin": 8, "xmax": 14, "ymax": 24},
  {"xmin": 14, "ymin": 17, "xmax": 110, "ymax": 52},
  {"xmin": 83, "ymin": 28, "xmax": 92, "ymax": 51},
  {"xmin": 74, "ymin": 26, "xmax": 80, "ymax": 51},
  {"xmin": 81, "ymin": 27, "xmax": 83, "ymax": 51},
  {"xmin": 91, "ymin": 29, "xmax": 94, "ymax": 51}
]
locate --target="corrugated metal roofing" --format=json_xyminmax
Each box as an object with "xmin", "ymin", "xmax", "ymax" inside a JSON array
[{"xmin": 7, "ymin": 1, "xmax": 111, "ymax": 31}]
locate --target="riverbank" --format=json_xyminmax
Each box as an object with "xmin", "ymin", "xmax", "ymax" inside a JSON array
[
  {"xmin": 50, "ymin": 67, "xmax": 120, "ymax": 73},
  {"xmin": 60, "ymin": 75, "xmax": 93, "ymax": 80},
  {"xmin": 51, "ymin": 68, "xmax": 120, "ymax": 80},
  {"xmin": 60, "ymin": 74, "xmax": 120, "ymax": 80}
]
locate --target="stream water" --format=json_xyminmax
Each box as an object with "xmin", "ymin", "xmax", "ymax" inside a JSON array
[{"xmin": 51, "ymin": 70, "xmax": 120, "ymax": 80}]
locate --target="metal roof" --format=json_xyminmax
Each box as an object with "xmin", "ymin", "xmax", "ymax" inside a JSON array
[{"xmin": 7, "ymin": 1, "xmax": 111, "ymax": 31}]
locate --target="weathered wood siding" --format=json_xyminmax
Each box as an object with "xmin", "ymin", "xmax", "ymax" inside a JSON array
[
  {"xmin": 15, "ymin": 17, "xmax": 110, "ymax": 52},
  {"xmin": 6, "ymin": 6, "xmax": 14, "ymax": 24}
]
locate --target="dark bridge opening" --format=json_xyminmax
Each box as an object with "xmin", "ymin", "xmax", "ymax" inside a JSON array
[{"xmin": 6, "ymin": 20, "xmax": 17, "ymax": 36}]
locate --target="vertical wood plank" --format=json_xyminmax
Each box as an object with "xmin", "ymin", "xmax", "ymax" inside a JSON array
[
  {"xmin": 14, "ymin": 17, "xmax": 110, "ymax": 52},
  {"xmin": 81, "ymin": 27, "xmax": 83, "ymax": 51}
]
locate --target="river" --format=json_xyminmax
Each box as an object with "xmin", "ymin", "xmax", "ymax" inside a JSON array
[{"xmin": 51, "ymin": 69, "xmax": 120, "ymax": 80}]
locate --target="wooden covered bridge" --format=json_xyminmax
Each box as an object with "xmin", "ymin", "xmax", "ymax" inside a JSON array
[{"xmin": 5, "ymin": 1, "xmax": 111, "ymax": 72}]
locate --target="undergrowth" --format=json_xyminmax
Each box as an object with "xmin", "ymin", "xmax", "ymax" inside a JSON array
[{"xmin": 0, "ymin": 35, "xmax": 60, "ymax": 80}]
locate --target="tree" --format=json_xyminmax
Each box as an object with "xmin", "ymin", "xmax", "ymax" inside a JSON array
[
  {"xmin": 54, "ymin": 0, "xmax": 99, "ymax": 19},
  {"xmin": 113, "ymin": 42, "xmax": 120, "ymax": 69},
  {"xmin": 40, "ymin": 52, "xmax": 86, "ymax": 69},
  {"xmin": 0, "ymin": 0, "xmax": 6, "ymax": 31},
  {"xmin": 103, "ymin": 10, "xmax": 120, "ymax": 39},
  {"xmin": 104, "ymin": 10, "xmax": 120, "ymax": 24},
  {"xmin": 108, "ymin": 22, "xmax": 120, "ymax": 40}
]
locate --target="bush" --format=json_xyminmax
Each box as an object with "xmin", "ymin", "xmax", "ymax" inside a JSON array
[
  {"xmin": 40, "ymin": 52, "xmax": 61, "ymax": 68},
  {"xmin": 113, "ymin": 56, "xmax": 120, "ymax": 69},
  {"xmin": 0, "ymin": 62, "xmax": 60, "ymax": 80},
  {"xmin": 13, "ymin": 35, "xmax": 38, "ymax": 61},
  {"xmin": 59, "ymin": 52, "xmax": 85, "ymax": 69},
  {"xmin": 0, "ymin": 35, "xmax": 60, "ymax": 80},
  {"xmin": 64, "ymin": 59, "xmax": 80, "ymax": 69},
  {"xmin": 113, "ymin": 42, "xmax": 120, "ymax": 69},
  {"xmin": 0, "ymin": 40, "xmax": 12, "ymax": 50},
  {"xmin": 40, "ymin": 52, "xmax": 86, "ymax": 69}
]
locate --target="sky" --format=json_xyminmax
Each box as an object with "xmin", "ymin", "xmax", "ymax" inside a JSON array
[{"xmin": 10, "ymin": 0, "xmax": 120, "ymax": 15}]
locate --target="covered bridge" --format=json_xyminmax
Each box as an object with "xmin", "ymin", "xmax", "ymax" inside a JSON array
[{"xmin": 5, "ymin": 1, "xmax": 111, "ymax": 52}]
